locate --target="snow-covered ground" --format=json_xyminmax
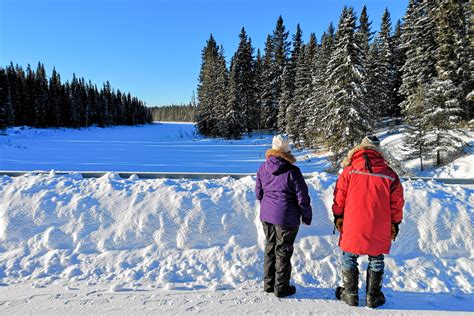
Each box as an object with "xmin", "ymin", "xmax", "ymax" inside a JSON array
[
  {"xmin": 0, "ymin": 172, "xmax": 472, "ymax": 314},
  {"xmin": 1, "ymin": 122, "xmax": 473, "ymax": 314},
  {"xmin": 0, "ymin": 122, "xmax": 329, "ymax": 174},
  {"xmin": 377, "ymin": 125, "xmax": 474, "ymax": 178}
]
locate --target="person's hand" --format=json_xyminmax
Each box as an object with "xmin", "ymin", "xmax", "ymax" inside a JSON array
[
  {"xmin": 335, "ymin": 217, "xmax": 343, "ymax": 232},
  {"xmin": 391, "ymin": 223, "xmax": 400, "ymax": 241},
  {"xmin": 302, "ymin": 218, "xmax": 311, "ymax": 226}
]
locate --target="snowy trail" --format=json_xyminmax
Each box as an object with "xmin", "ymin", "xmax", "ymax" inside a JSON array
[{"xmin": 0, "ymin": 283, "xmax": 472, "ymax": 315}]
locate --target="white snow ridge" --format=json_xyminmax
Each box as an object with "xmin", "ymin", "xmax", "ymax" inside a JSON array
[{"xmin": 0, "ymin": 172, "xmax": 473, "ymax": 314}]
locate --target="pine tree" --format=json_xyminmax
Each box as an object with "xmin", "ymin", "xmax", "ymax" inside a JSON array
[
  {"xmin": 227, "ymin": 28, "xmax": 255, "ymax": 136},
  {"xmin": 400, "ymin": 0, "xmax": 437, "ymax": 110},
  {"xmin": 305, "ymin": 24, "xmax": 335, "ymax": 146},
  {"xmin": 260, "ymin": 35, "xmax": 276, "ymax": 130},
  {"xmin": 404, "ymin": 85, "xmax": 431, "ymax": 171},
  {"xmin": 261, "ymin": 16, "xmax": 290, "ymax": 131},
  {"xmin": 196, "ymin": 34, "xmax": 221, "ymax": 136},
  {"xmin": 0, "ymin": 67, "xmax": 14, "ymax": 130},
  {"xmin": 223, "ymin": 56, "xmax": 244, "ymax": 139},
  {"xmin": 277, "ymin": 23, "xmax": 302, "ymax": 132},
  {"xmin": 24, "ymin": 65, "xmax": 37, "ymax": 127},
  {"xmin": 391, "ymin": 19, "xmax": 405, "ymax": 115},
  {"xmin": 368, "ymin": 9, "xmax": 397, "ymax": 117},
  {"xmin": 421, "ymin": 0, "xmax": 468, "ymax": 165},
  {"xmin": 213, "ymin": 45, "xmax": 229, "ymax": 137},
  {"xmin": 323, "ymin": 7, "xmax": 371, "ymax": 161},
  {"xmin": 34, "ymin": 62, "xmax": 49, "ymax": 127},
  {"xmin": 292, "ymin": 45, "xmax": 312, "ymax": 144},
  {"xmin": 356, "ymin": 5, "xmax": 373, "ymax": 64},
  {"xmin": 253, "ymin": 49, "xmax": 264, "ymax": 130},
  {"xmin": 48, "ymin": 68, "xmax": 62, "ymax": 126}
]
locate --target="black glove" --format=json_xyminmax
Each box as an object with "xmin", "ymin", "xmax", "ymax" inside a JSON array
[
  {"xmin": 333, "ymin": 214, "xmax": 343, "ymax": 234},
  {"xmin": 391, "ymin": 222, "xmax": 400, "ymax": 241}
]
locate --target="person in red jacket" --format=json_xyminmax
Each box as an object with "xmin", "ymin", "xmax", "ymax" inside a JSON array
[{"xmin": 332, "ymin": 135, "xmax": 404, "ymax": 308}]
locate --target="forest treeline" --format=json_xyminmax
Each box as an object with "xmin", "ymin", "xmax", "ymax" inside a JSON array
[
  {"xmin": 196, "ymin": 0, "xmax": 472, "ymax": 168},
  {"xmin": 0, "ymin": 62, "xmax": 152, "ymax": 129},
  {"xmin": 149, "ymin": 103, "xmax": 197, "ymax": 122}
]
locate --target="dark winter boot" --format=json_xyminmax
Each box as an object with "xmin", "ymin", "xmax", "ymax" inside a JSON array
[
  {"xmin": 366, "ymin": 269, "xmax": 386, "ymax": 308},
  {"xmin": 274, "ymin": 285, "xmax": 296, "ymax": 298},
  {"xmin": 335, "ymin": 270, "xmax": 359, "ymax": 306}
]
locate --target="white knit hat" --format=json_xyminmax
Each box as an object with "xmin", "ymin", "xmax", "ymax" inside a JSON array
[{"xmin": 272, "ymin": 135, "xmax": 291, "ymax": 152}]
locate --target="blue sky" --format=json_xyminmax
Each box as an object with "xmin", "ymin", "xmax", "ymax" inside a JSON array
[{"xmin": 0, "ymin": 0, "xmax": 408, "ymax": 106}]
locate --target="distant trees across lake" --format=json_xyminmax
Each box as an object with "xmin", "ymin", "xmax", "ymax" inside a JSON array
[
  {"xmin": 196, "ymin": 0, "xmax": 472, "ymax": 168},
  {"xmin": 0, "ymin": 62, "xmax": 152, "ymax": 130},
  {"xmin": 149, "ymin": 103, "xmax": 197, "ymax": 122}
]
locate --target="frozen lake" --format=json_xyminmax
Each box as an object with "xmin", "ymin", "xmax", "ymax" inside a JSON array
[{"xmin": 0, "ymin": 122, "xmax": 330, "ymax": 173}]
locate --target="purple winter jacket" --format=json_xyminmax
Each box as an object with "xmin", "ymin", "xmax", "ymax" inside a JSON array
[{"xmin": 256, "ymin": 153, "xmax": 312, "ymax": 227}]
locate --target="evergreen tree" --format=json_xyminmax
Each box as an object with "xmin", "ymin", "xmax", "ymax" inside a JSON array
[
  {"xmin": 356, "ymin": 5, "xmax": 373, "ymax": 64},
  {"xmin": 34, "ymin": 62, "xmax": 49, "ymax": 127},
  {"xmin": 323, "ymin": 7, "xmax": 371, "ymax": 161},
  {"xmin": 48, "ymin": 68, "xmax": 62, "ymax": 126},
  {"xmin": 253, "ymin": 49, "xmax": 264, "ymax": 130},
  {"xmin": 223, "ymin": 56, "xmax": 244, "ymax": 139},
  {"xmin": 404, "ymin": 85, "xmax": 431, "ymax": 171},
  {"xmin": 227, "ymin": 28, "xmax": 255, "ymax": 135},
  {"xmin": 260, "ymin": 35, "xmax": 276, "ymax": 130},
  {"xmin": 433, "ymin": 0, "xmax": 470, "ymax": 120},
  {"xmin": 291, "ymin": 45, "xmax": 312, "ymax": 144},
  {"xmin": 400, "ymin": 0, "xmax": 437, "ymax": 111},
  {"xmin": 0, "ymin": 68, "xmax": 14, "ymax": 129},
  {"xmin": 368, "ymin": 9, "xmax": 397, "ymax": 117},
  {"xmin": 261, "ymin": 16, "xmax": 290, "ymax": 130},
  {"xmin": 391, "ymin": 19, "xmax": 405, "ymax": 114},
  {"xmin": 277, "ymin": 23, "xmax": 302, "ymax": 132},
  {"xmin": 196, "ymin": 35, "xmax": 228, "ymax": 137},
  {"xmin": 306, "ymin": 24, "xmax": 335, "ymax": 146},
  {"xmin": 24, "ymin": 65, "xmax": 36, "ymax": 127}
]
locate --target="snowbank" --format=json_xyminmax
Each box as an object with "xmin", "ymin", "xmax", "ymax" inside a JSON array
[{"xmin": 0, "ymin": 173, "xmax": 472, "ymax": 295}]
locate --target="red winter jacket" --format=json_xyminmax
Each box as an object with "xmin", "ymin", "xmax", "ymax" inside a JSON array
[{"xmin": 332, "ymin": 148, "xmax": 404, "ymax": 256}]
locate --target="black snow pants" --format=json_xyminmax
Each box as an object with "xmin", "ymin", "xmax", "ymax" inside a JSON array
[{"xmin": 262, "ymin": 221, "xmax": 299, "ymax": 293}]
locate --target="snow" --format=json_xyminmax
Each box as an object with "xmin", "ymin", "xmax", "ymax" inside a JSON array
[
  {"xmin": 377, "ymin": 125, "xmax": 474, "ymax": 178},
  {"xmin": 0, "ymin": 172, "xmax": 473, "ymax": 314},
  {"xmin": 1, "ymin": 122, "xmax": 473, "ymax": 314},
  {"xmin": 0, "ymin": 122, "xmax": 329, "ymax": 173}
]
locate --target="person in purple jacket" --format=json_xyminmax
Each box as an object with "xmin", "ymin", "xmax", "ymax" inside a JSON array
[{"xmin": 256, "ymin": 135, "xmax": 312, "ymax": 298}]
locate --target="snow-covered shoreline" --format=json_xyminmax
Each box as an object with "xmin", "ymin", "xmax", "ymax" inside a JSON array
[{"xmin": 1, "ymin": 173, "xmax": 472, "ymax": 293}]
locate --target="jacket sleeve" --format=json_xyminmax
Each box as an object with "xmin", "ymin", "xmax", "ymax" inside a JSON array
[
  {"xmin": 390, "ymin": 173, "xmax": 404, "ymax": 223},
  {"xmin": 255, "ymin": 169, "xmax": 264, "ymax": 201},
  {"xmin": 290, "ymin": 168, "xmax": 312, "ymax": 225},
  {"xmin": 332, "ymin": 167, "xmax": 350, "ymax": 216}
]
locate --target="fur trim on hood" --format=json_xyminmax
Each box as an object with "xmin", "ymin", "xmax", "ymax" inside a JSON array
[
  {"xmin": 266, "ymin": 149, "xmax": 297, "ymax": 164},
  {"xmin": 342, "ymin": 144, "xmax": 387, "ymax": 167}
]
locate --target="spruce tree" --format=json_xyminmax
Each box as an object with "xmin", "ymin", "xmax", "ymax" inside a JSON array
[
  {"xmin": 306, "ymin": 24, "xmax": 335, "ymax": 146},
  {"xmin": 227, "ymin": 28, "xmax": 255, "ymax": 135},
  {"xmin": 292, "ymin": 45, "xmax": 312, "ymax": 144},
  {"xmin": 260, "ymin": 35, "xmax": 276, "ymax": 130},
  {"xmin": 277, "ymin": 23, "xmax": 302, "ymax": 132},
  {"xmin": 253, "ymin": 49, "xmax": 264, "ymax": 130},
  {"xmin": 48, "ymin": 68, "xmax": 62, "ymax": 126},
  {"xmin": 323, "ymin": 7, "xmax": 371, "ymax": 161},
  {"xmin": 370, "ymin": 9, "xmax": 397, "ymax": 117},
  {"xmin": 0, "ymin": 68, "xmax": 14, "ymax": 130},
  {"xmin": 196, "ymin": 34, "xmax": 220, "ymax": 136},
  {"xmin": 391, "ymin": 19, "xmax": 405, "ymax": 115}
]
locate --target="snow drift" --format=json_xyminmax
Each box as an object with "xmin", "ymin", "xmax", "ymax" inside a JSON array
[{"xmin": 0, "ymin": 173, "xmax": 472, "ymax": 294}]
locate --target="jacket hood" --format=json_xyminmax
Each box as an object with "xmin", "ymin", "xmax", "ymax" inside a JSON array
[
  {"xmin": 342, "ymin": 144, "xmax": 388, "ymax": 167},
  {"xmin": 265, "ymin": 149, "xmax": 296, "ymax": 175}
]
